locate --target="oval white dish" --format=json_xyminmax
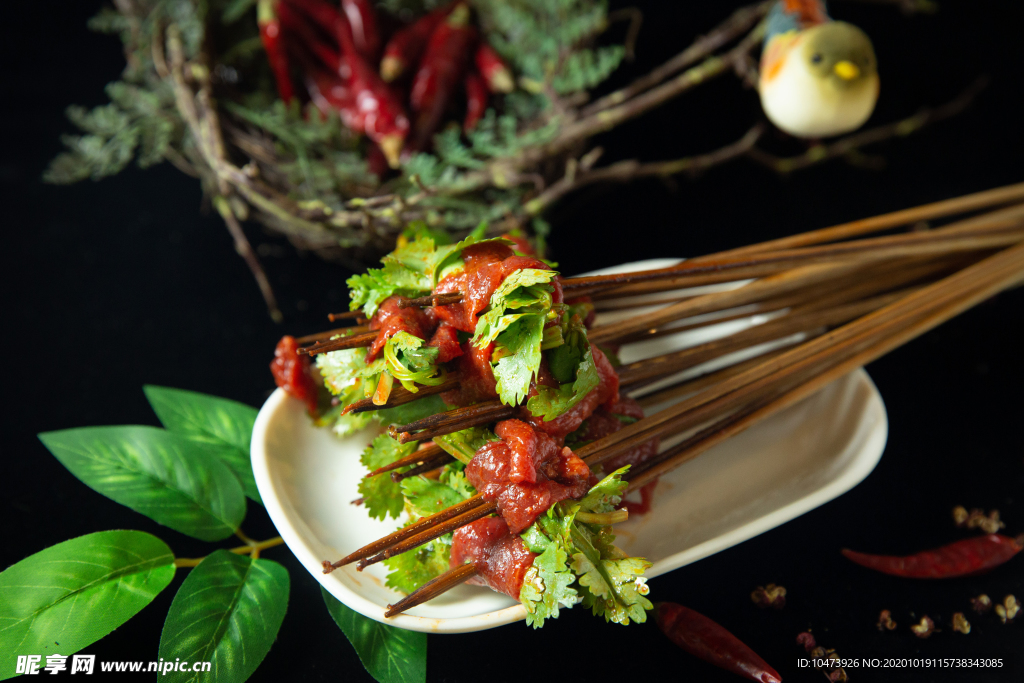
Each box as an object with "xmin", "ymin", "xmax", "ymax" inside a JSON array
[{"xmin": 251, "ymin": 259, "xmax": 888, "ymax": 633}]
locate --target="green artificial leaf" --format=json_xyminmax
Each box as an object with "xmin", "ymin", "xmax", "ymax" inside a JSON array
[
  {"xmin": 321, "ymin": 587, "xmax": 426, "ymax": 683},
  {"xmin": 39, "ymin": 427, "xmax": 246, "ymax": 541},
  {"xmin": 0, "ymin": 530, "xmax": 175, "ymax": 678},
  {"xmin": 143, "ymin": 385, "xmax": 262, "ymax": 504},
  {"xmin": 526, "ymin": 346, "xmax": 600, "ymax": 421},
  {"xmin": 159, "ymin": 550, "xmax": 289, "ymax": 683},
  {"xmin": 358, "ymin": 434, "xmax": 418, "ymax": 520},
  {"xmin": 433, "ymin": 425, "xmax": 499, "ymax": 464},
  {"xmin": 492, "ymin": 315, "xmax": 546, "ymax": 406}
]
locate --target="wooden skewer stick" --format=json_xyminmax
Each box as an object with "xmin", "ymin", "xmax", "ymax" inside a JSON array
[
  {"xmin": 367, "ymin": 444, "xmax": 445, "ymax": 477},
  {"xmin": 299, "ymin": 330, "xmax": 379, "ymax": 356},
  {"xmin": 390, "ymin": 400, "xmax": 505, "ymax": 433},
  {"xmin": 384, "ymin": 563, "xmax": 480, "ymax": 618},
  {"xmin": 357, "ymin": 501, "xmax": 498, "ymax": 569},
  {"xmin": 379, "ymin": 240, "xmax": 1024, "ymax": 616},
  {"xmin": 390, "ymin": 406, "xmax": 517, "ymax": 444},
  {"xmin": 328, "ymin": 310, "xmax": 366, "ymax": 322},
  {"xmin": 398, "ymin": 292, "xmax": 465, "ymax": 308},
  {"xmin": 296, "ymin": 325, "xmax": 369, "ymax": 345},
  {"xmin": 391, "ymin": 455, "xmax": 453, "ymax": 482}
]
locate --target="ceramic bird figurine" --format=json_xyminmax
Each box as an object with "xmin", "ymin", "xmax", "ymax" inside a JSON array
[{"xmin": 758, "ymin": 0, "xmax": 879, "ymax": 138}]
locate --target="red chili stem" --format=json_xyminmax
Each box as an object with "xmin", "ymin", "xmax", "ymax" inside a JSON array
[
  {"xmin": 655, "ymin": 603, "xmax": 782, "ymax": 683},
  {"xmin": 258, "ymin": 1, "xmax": 295, "ymax": 103},
  {"xmin": 463, "ymin": 70, "xmax": 488, "ymax": 132},
  {"xmin": 380, "ymin": 4, "xmax": 454, "ymax": 82},
  {"xmin": 841, "ymin": 534, "xmax": 1023, "ymax": 578},
  {"xmin": 474, "ymin": 42, "xmax": 514, "ymax": 93}
]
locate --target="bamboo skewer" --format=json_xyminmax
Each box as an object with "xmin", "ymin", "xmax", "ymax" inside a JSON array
[
  {"xmin": 344, "ymin": 375, "xmax": 462, "ymax": 414},
  {"xmin": 367, "ymin": 444, "xmax": 445, "ymax": 477},
  {"xmin": 380, "ymin": 240, "xmax": 1024, "ymax": 616},
  {"xmin": 299, "ymin": 330, "xmax": 379, "ymax": 356}
]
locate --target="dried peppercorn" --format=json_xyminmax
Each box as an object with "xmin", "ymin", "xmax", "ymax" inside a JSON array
[
  {"xmin": 656, "ymin": 602, "xmax": 782, "ymax": 683},
  {"xmin": 380, "ymin": 4, "xmax": 453, "ymax": 82},
  {"xmin": 750, "ymin": 583, "xmax": 786, "ymax": 609},
  {"xmin": 408, "ymin": 3, "xmax": 477, "ymax": 150},
  {"xmin": 341, "ymin": 0, "xmax": 381, "ymax": 61},
  {"xmin": 258, "ymin": 0, "xmax": 295, "ymax": 103},
  {"xmin": 910, "ymin": 615, "xmax": 936, "ymax": 638},
  {"xmin": 463, "ymin": 70, "xmax": 488, "ymax": 132},
  {"xmin": 271, "ymin": 336, "xmax": 320, "ymax": 413},
  {"xmin": 842, "ymin": 534, "xmax": 1023, "ymax": 578},
  {"xmin": 474, "ymin": 42, "xmax": 514, "ymax": 93}
]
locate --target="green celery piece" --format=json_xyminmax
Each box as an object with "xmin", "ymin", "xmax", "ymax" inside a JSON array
[
  {"xmin": 142, "ymin": 385, "xmax": 262, "ymax": 504},
  {"xmin": 159, "ymin": 550, "xmax": 289, "ymax": 683},
  {"xmin": 322, "ymin": 587, "xmax": 426, "ymax": 683},
  {"xmin": 358, "ymin": 434, "xmax": 418, "ymax": 520},
  {"xmin": 0, "ymin": 531, "xmax": 175, "ymax": 678},
  {"xmin": 433, "ymin": 426, "xmax": 499, "ymax": 464},
  {"xmin": 38, "ymin": 426, "xmax": 246, "ymax": 542},
  {"xmin": 492, "ymin": 315, "xmax": 546, "ymax": 406}
]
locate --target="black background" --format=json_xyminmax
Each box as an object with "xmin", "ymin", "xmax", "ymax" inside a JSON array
[{"xmin": 3, "ymin": 1, "xmax": 1023, "ymax": 681}]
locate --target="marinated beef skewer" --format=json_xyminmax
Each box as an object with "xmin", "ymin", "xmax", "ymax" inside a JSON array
[
  {"xmin": 380, "ymin": 241, "xmax": 1024, "ymax": 617},
  {"xmin": 328, "ymin": 238, "xmax": 1024, "ymax": 576}
]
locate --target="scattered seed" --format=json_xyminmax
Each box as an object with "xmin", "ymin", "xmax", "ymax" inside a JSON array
[
  {"xmin": 970, "ymin": 594, "xmax": 992, "ymax": 614},
  {"xmin": 952, "ymin": 506, "xmax": 1005, "ymax": 534},
  {"xmin": 995, "ymin": 595, "xmax": 1019, "ymax": 624}
]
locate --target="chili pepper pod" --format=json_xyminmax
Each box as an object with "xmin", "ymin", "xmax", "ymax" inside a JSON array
[
  {"xmin": 258, "ymin": 0, "xmax": 295, "ymax": 103},
  {"xmin": 277, "ymin": 1, "xmax": 343, "ymax": 72},
  {"xmin": 341, "ymin": 0, "xmax": 381, "ymax": 62},
  {"xmin": 474, "ymin": 42, "xmax": 514, "ymax": 93},
  {"xmin": 408, "ymin": 4, "xmax": 477, "ymax": 151},
  {"xmin": 655, "ymin": 603, "xmax": 782, "ymax": 683},
  {"xmin": 842, "ymin": 534, "xmax": 1023, "ymax": 578},
  {"xmin": 271, "ymin": 336, "xmax": 320, "ymax": 414},
  {"xmin": 463, "ymin": 70, "xmax": 488, "ymax": 132},
  {"xmin": 336, "ymin": 16, "xmax": 410, "ymax": 167},
  {"xmin": 284, "ymin": 0, "xmax": 347, "ymax": 38},
  {"xmin": 380, "ymin": 4, "xmax": 454, "ymax": 82}
]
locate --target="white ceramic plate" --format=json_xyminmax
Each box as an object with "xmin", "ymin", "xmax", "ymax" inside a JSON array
[{"xmin": 251, "ymin": 259, "xmax": 888, "ymax": 633}]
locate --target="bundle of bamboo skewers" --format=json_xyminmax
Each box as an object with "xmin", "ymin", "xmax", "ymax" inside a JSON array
[{"xmin": 307, "ymin": 182, "xmax": 1024, "ymax": 619}]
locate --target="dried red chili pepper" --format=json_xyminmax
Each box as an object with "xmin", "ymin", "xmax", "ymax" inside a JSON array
[
  {"xmin": 285, "ymin": 0, "xmax": 349, "ymax": 42},
  {"xmin": 463, "ymin": 70, "xmax": 488, "ymax": 132},
  {"xmin": 379, "ymin": 4, "xmax": 453, "ymax": 82},
  {"xmin": 474, "ymin": 42, "xmax": 514, "ymax": 93},
  {"xmin": 278, "ymin": 1, "xmax": 342, "ymax": 72},
  {"xmin": 271, "ymin": 336, "xmax": 319, "ymax": 414},
  {"xmin": 408, "ymin": 3, "xmax": 477, "ymax": 150},
  {"xmin": 258, "ymin": 0, "xmax": 295, "ymax": 103},
  {"xmin": 341, "ymin": 0, "xmax": 381, "ymax": 62},
  {"xmin": 655, "ymin": 602, "xmax": 782, "ymax": 683},
  {"xmin": 841, "ymin": 534, "xmax": 1023, "ymax": 578},
  {"xmin": 335, "ymin": 17, "xmax": 410, "ymax": 167}
]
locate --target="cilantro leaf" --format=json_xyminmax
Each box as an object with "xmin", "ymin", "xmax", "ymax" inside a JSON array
[
  {"xmin": 377, "ymin": 394, "xmax": 448, "ymax": 426},
  {"xmin": 579, "ymin": 467, "xmax": 630, "ymax": 514},
  {"xmin": 316, "ymin": 346, "xmax": 367, "ymax": 396},
  {"xmin": 573, "ymin": 554, "xmax": 653, "ymax": 625},
  {"xmin": 492, "ymin": 315, "xmax": 546, "ymax": 406},
  {"xmin": 520, "ymin": 544, "xmax": 579, "ymax": 628},
  {"xmin": 358, "ymin": 434, "xmax": 418, "ymax": 520},
  {"xmin": 401, "ymin": 474, "xmax": 470, "ymax": 518},
  {"xmin": 526, "ymin": 345, "xmax": 600, "ymax": 420},
  {"xmin": 473, "ymin": 269, "xmax": 556, "ymax": 346},
  {"xmin": 382, "ymin": 533, "xmax": 453, "ymax": 595}
]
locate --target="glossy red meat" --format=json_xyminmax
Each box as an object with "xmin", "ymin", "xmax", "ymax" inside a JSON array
[
  {"xmin": 270, "ymin": 336, "xmax": 319, "ymax": 413},
  {"xmin": 450, "ymin": 517, "xmax": 537, "ymax": 599},
  {"xmin": 442, "ymin": 340, "xmax": 498, "ymax": 406},
  {"xmin": 520, "ymin": 344, "xmax": 620, "ymax": 438},
  {"xmin": 425, "ymin": 321, "xmax": 463, "ymax": 363},
  {"xmin": 367, "ymin": 295, "xmax": 435, "ymax": 361},
  {"xmin": 466, "ymin": 419, "xmax": 591, "ymax": 533}
]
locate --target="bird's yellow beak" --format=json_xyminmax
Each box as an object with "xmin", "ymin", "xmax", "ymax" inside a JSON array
[{"xmin": 833, "ymin": 60, "xmax": 861, "ymax": 80}]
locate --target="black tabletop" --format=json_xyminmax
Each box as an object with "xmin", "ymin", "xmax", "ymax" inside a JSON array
[{"xmin": 4, "ymin": 2, "xmax": 1023, "ymax": 682}]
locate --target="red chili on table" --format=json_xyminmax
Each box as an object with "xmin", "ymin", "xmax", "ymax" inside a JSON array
[
  {"xmin": 270, "ymin": 336, "xmax": 320, "ymax": 414},
  {"xmin": 379, "ymin": 4, "xmax": 453, "ymax": 82},
  {"xmin": 474, "ymin": 42, "xmax": 514, "ymax": 93},
  {"xmin": 656, "ymin": 602, "xmax": 782, "ymax": 683},
  {"xmin": 463, "ymin": 70, "xmax": 488, "ymax": 132},
  {"xmin": 842, "ymin": 534, "xmax": 1023, "ymax": 578},
  {"xmin": 258, "ymin": 0, "xmax": 295, "ymax": 103}
]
